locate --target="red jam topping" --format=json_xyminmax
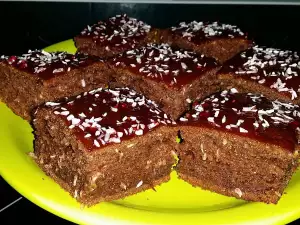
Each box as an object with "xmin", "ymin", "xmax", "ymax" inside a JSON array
[
  {"xmin": 179, "ymin": 88, "xmax": 300, "ymax": 152},
  {"xmin": 219, "ymin": 46, "xmax": 300, "ymax": 101},
  {"xmin": 0, "ymin": 50, "xmax": 99, "ymax": 80},
  {"xmin": 110, "ymin": 43, "xmax": 218, "ymax": 87},
  {"xmin": 78, "ymin": 14, "xmax": 151, "ymax": 50},
  {"xmin": 171, "ymin": 21, "xmax": 246, "ymax": 44},
  {"xmin": 45, "ymin": 87, "xmax": 175, "ymax": 151}
]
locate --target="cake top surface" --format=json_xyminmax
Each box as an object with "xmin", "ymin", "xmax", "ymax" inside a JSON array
[
  {"xmin": 0, "ymin": 50, "xmax": 99, "ymax": 80},
  {"xmin": 78, "ymin": 14, "xmax": 151, "ymax": 50},
  {"xmin": 171, "ymin": 21, "xmax": 246, "ymax": 43},
  {"xmin": 179, "ymin": 88, "xmax": 300, "ymax": 152},
  {"xmin": 219, "ymin": 46, "xmax": 300, "ymax": 101},
  {"xmin": 110, "ymin": 43, "xmax": 218, "ymax": 87},
  {"xmin": 44, "ymin": 87, "xmax": 175, "ymax": 151}
]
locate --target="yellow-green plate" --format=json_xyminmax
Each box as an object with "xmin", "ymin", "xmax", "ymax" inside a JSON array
[{"xmin": 1, "ymin": 40, "xmax": 300, "ymax": 225}]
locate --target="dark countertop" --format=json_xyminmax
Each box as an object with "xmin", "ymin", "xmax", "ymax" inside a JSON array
[
  {"xmin": 0, "ymin": 176, "xmax": 74, "ymax": 224},
  {"xmin": 0, "ymin": 2, "xmax": 299, "ymax": 224}
]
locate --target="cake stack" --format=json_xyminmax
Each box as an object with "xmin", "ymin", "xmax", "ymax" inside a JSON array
[{"xmin": 0, "ymin": 14, "xmax": 299, "ymax": 205}]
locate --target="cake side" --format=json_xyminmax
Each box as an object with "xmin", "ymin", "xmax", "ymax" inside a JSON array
[
  {"xmin": 0, "ymin": 63, "xmax": 43, "ymax": 120},
  {"xmin": 108, "ymin": 43, "xmax": 220, "ymax": 119},
  {"xmin": 165, "ymin": 21, "xmax": 253, "ymax": 63},
  {"xmin": 33, "ymin": 87, "xmax": 177, "ymax": 206},
  {"xmin": 74, "ymin": 14, "xmax": 162, "ymax": 58},
  {"xmin": 176, "ymin": 88, "xmax": 300, "ymax": 203},
  {"xmin": 39, "ymin": 61, "xmax": 111, "ymax": 104},
  {"xmin": 177, "ymin": 127, "xmax": 299, "ymax": 204},
  {"xmin": 0, "ymin": 50, "xmax": 111, "ymax": 120},
  {"xmin": 218, "ymin": 46, "xmax": 300, "ymax": 104}
]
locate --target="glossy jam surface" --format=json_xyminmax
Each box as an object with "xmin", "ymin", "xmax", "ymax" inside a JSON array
[
  {"xmin": 78, "ymin": 14, "xmax": 151, "ymax": 50},
  {"xmin": 179, "ymin": 88, "xmax": 300, "ymax": 152},
  {"xmin": 0, "ymin": 50, "xmax": 99, "ymax": 80},
  {"xmin": 171, "ymin": 21, "xmax": 246, "ymax": 44},
  {"xmin": 110, "ymin": 43, "xmax": 218, "ymax": 87},
  {"xmin": 219, "ymin": 46, "xmax": 300, "ymax": 101},
  {"xmin": 45, "ymin": 87, "xmax": 175, "ymax": 151}
]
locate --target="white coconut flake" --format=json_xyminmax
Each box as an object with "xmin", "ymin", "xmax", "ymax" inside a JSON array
[{"xmin": 136, "ymin": 180, "xmax": 143, "ymax": 188}]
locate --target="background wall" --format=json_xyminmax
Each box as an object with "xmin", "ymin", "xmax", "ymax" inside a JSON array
[{"xmin": 0, "ymin": 2, "xmax": 299, "ymax": 55}]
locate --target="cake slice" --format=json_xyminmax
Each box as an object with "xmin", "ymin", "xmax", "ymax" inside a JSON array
[
  {"xmin": 164, "ymin": 21, "xmax": 253, "ymax": 63},
  {"xmin": 218, "ymin": 46, "xmax": 300, "ymax": 104},
  {"xmin": 108, "ymin": 43, "xmax": 220, "ymax": 119},
  {"xmin": 33, "ymin": 87, "xmax": 176, "ymax": 206},
  {"xmin": 176, "ymin": 88, "xmax": 300, "ymax": 204},
  {"xmin": 0, "ymin": 50, "xmax": 111, "ymax": 121},
  {"xmin": 74, "ymin": 14, "xmax": 161, "ymax": 58}
]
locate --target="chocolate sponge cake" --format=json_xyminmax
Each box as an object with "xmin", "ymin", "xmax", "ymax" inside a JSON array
[
  {"xmin": 74, "ymin": 14, "xmax": 161, "ymax": 58},
  {"xmin": 33, "ymin": 87, "xmax": 176, "ymax": 206},
  {"xmin": 165, "ymin": 21, "xmax": 253, "ymax": 63},
  {"xmin": 0, "ymin": 50, "xmax": 111, "ymax": 121},
  {"xmin": 176, "ymin": 88, "xmax": 300, "ymax": 203},
  {"xmin": 108, "ymin": 43, "xmax": 220, "ymax": 119},
  {"xmin": 218, "ymin": 46, "xmax": 300, "ymax": 104}
]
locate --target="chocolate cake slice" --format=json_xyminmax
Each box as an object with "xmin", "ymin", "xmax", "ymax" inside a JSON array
[
  {"xmin": 108, "ymin": 43, "xmax": 220, "ymax": 119},
  {"xmin": 165, "ymin": 21, "xmax": 253, "ymax": 63},
  {"xmin": 74, "ymin": 14, "xmax": 161, "ymax": 58},
  {"xmin": 176, "ymin": 88, "xmax": 300, "ymax": 203},
  {"xmin": 33, "ymin": 87, "xmax": 176, "ymax": 206},
  {"xmin": 0, "ymin": 50, "xmax": 111, "ymax": 121},
  {"xmin": 218, "ymin": 46, "xmax": 300, "ymax": 104}
]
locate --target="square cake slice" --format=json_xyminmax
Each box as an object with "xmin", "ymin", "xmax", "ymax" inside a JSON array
[
  {"xmin": 108, "ymin": 43, "xmax": 220, "ymax": 119},
  {"xmin": 33, "ymin": 87, "xmax": 176, "ymax": 206},
  {"xmin": 74, "ymin": 14, "xmax": 161, "ymax": 58},
  {"xmin": 0, "ymin": 50, "xmax": 111, "ymax": 121},
  {"xmin": 218, "ymin": 46, "xmax": 300, "ymax": 104},
  {"xmin": 176, "ymin": 88, "xmax": 300, "ymax": 204},
  {"xmin": 165, "ymin": 21, "xmax": 253, "ymax": 63}
]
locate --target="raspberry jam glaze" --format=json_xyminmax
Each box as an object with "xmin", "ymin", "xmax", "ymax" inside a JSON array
[
  {"xmin": 179, "ymin": 88, "xmax": 300, "ymax": 152},
  {"xmin": 219, "ymin": 46, "xmax": 300, "ymax": 101},
  {"xmin": 45, "ymin": 87, "xmax": 175, "ymax": 151},
  {"xmin": 0, "ymin": 50, "xmax": 100, "ymax": 80},
  {"xmin": 78, "ymin": 14, "xmax": 151, "ymax": 50},
  {"xmin": 110, "ymin": 43, "xmax": 218, "ymax": 87},
  {"xmin": 171, "ymin": 21, "xmax": 247, "ymax": 44}
]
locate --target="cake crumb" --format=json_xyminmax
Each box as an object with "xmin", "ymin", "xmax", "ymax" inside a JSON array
[
  {"xmin": 80, "ymin": 204, "xmax": 85, "ymax": 210},
  {"xmin": 157, "ymin": 159, "xmax": 166, "ymax": 166},
  {"xmin": 28, "ymin": 152, "xmax": 37, "ymax": 159},
  {"xmin": 234, "ymin": 188, "xmax": 243, "ymax": 197},
  {"xmin": 186, "ymin": 98, "xmax": 192, "ymax": 103},
  {"xmin": 81, "ymin": 79, "xmax": 86, "ymax": 87},
  {"xmin": 171, "ymin": 150, "xmax": 177, "ymax": 157},
  {"xmin": 91, "ymin": 171, "xmax": 104, "ymax": 183},
  {"xmin": 136, "ymin": 180, "xmax": 143, "ymax": 188},
  {"xmin": 275, "ymin": 191, "xmax": 282, "ymax": 197},
  {"xmin": 202, "ymin": 153, "xmax": 207, "ymax": 161},
  {"xmin": 74, "ymin": 190, "xmax": 78, "ymax": 199},
  {"xmin": 126, "ymin": 143, "xmax": 135, "ymax": 148},
  {"xmin": 200, "ymin": 143, "xmax": 207, "ymax": 160},
  {"xmin": 222, "ymin": 139, "xmax": 228, "ymax": 145},
  {"xmin": 73, "ymin": 175, "xmax": 78, "ymax": 186},
  {"xmin": 120, "ymin": 182, "xmax": 127, "ymax": 190},
  {"xmin": 216, "ymin": 149, "xmax": 220, "ymax": 162}
]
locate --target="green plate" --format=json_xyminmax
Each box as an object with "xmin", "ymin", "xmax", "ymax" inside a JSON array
[{"xmin": 1, "ymin": 39, "xmax": 300, "ymax": 225}]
